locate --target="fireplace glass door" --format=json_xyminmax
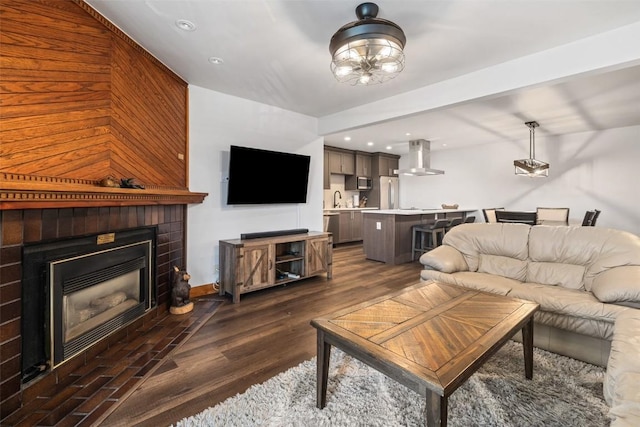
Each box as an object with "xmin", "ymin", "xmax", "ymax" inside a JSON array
[
  {"xmin": 51, "ymin": 242, "xmax": 152, "ymax": 367},
  {"xmin": 64, "ymin": 269, "xmax": 140, "ymax": 342},
  {"xmin": 21, "ymin": 227, "xmax": 156, "ymax": 383}
]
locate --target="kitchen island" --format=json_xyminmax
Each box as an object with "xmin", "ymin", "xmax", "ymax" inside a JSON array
[{"xmin": 362, "ymin": 208, "xmax": 478, "ymax": 264}]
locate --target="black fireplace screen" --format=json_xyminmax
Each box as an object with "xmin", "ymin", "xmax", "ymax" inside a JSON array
[{"xmin": 21, "ymin": 227, "xmax": 156, "ymax": 384}]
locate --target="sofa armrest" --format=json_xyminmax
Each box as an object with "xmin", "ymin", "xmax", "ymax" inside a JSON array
[
  {"xmin": 591, "ymin": 266, "xmax": 640, "ymax": 304},
  {"xmin": 419, "ymin": 245, "xmax": 469, "ymax": 273}
]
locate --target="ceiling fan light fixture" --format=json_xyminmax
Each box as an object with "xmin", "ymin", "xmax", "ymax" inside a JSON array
[
  {"xmin": 514, "ymin": 121, "xmax": 549, "ymax": 177},
  {"xmin": 329, "ymin": 2, "xmax": 406, "ymax": 86}
]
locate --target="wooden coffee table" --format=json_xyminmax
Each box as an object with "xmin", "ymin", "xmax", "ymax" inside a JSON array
[{"xmin": 311, "ymin": 281, "xmax": 539, "ymax": 427}]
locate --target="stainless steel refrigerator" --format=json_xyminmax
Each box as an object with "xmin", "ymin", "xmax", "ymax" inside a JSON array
[{"xmin": 379, "ymin": 176, "xmax": 399, "ymax": 209}]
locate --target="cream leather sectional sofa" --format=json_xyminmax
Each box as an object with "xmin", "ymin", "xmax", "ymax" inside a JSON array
[{"xmin": 418, "ymin": 223, "xmax": 640, "ymax": 425}]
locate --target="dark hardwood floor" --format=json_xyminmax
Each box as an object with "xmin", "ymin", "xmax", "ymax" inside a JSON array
[{"xmin": 100, "ymin": 243, "xmax": 423, "ymax": 426}]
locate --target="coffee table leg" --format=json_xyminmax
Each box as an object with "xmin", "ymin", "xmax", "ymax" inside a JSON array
[
  {"xmin": 522, "ymin": 317, "xmax": 534, "ymax": 380},
  {"xmin": 425, "ymin": 392, "xmax": 447, "ymax": 427},
  {"xmin": 316, "ymin": 329, "xmax": 331, "ymax": 409}
]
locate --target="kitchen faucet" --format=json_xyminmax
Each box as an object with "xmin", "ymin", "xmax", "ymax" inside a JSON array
[{"xmin": 333, "ymin": 190, "xmax": 342, "ymax": 208}]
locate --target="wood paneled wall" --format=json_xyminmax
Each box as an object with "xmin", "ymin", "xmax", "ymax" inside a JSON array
[{"xmin": 0, "ymin": 0, "xmax": 188, "ymax": 188}]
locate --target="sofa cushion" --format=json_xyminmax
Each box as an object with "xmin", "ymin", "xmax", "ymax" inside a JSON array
[
  {"xmin": 532, "ymin": 310, "xmax": 615, "ymax": 340},
  {"xmin": 420, "ymin": 271, "xmax": 518, "ymax": 295},
  {"xmin": 442, "ymin": 223, "xmax": 530, "ymax": 272},
  {"xmin": 604, "ymin": 310, "xmax": 640, "ymax": 406},
  {"xmin": 609, "ymin": 373, "xmax": 640, "ymax": 426},
  {"xmin": 591, "ymin": 266, "xmax": 640, "ymax": 304},
  {"xmin": 527, "ymin": 261, "xmax": 586, "ymax": 290},
  {"xmin": 507, "ymin": 283, "xmax": 627, "ymax": 324},
  {"xmin": 419, "ymin": 245, "xmax": 468, "ymax": 273},
  {"xmin": 478, "ymin": 254, "xmax": 527, "ymax": 281},
  {"xmin": 580, "ymin": 228, "xmax": 640, "ymax": 292},
  {"xmin": 609, "ymin": 395, "xmax": 640, "ymax": 427}
]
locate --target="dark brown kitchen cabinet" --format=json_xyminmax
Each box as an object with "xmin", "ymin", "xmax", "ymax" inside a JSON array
[
  {"xmin": 337, "ymin": 211, "xmax": 363, "ymax": 243},
  {"xmin": 372, "ymin": 153, "xmax": 400, "ymax": 177},
  {"xmin": 345, "ymin": 152, "xmax": 373, "ymax": 190},
  {"xmin": 328, "ymin": 149, "xmax": 355, "ymax": 175},
  {"xmin": 355, "ymin": 152, "xmax": 372, "ymax": 177},
  {"xmin": 323, "ymin": 150, "xmax": 330, "ymax": 189}
]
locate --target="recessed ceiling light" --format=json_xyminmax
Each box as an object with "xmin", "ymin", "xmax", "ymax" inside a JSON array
[
  {"xmin": 208, "ymin": 57, "xmax": 224, "ymax": 65},
  {"xmin": 386, "ymin": 145, "xmax": 392, "ymax": 150},
  {"xmin": 175, "ymin": 19, "xmax": 196, "ymax": 32},
  {"xmin": 442, "ymin": 143, "xmax": 448, "ymax": 147},
  {"xmin": 405, "ymin": 132, "xmax": 411, "ymax": 136},
  {"xmin": 344, "ymin": 136, "xmax": 351, "ymax": 141},
  {"xmin": 367, "ymin": 141, "xmax": 374, "ymax": 146}
]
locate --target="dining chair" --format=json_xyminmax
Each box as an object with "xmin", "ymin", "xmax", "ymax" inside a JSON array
[
  {"xmin": 464, "ymin": 216, "xmax": 476, "ymax": 223},
  {"xmin": 582, "ymin": 210, "xmax": 596, "ymax": 226},
  {"xmin": 536, "ymin": 207, "xmax": 570, "ymax": 225},
  {"xmin": 581, "ymin": 209, "xmax": 602, "ymax": 226},
  {"xmin": 495, "ymin": 210, "xmax": 537, "ymax": 225},
  {"xmin": 482, "ymin": 207, "xmax": 505, "ymax": 223}
]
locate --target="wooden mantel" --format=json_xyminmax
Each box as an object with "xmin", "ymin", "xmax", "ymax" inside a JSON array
[{"xmin": 0, "ymin": 173, "xmax": 207, "ymax": 210}]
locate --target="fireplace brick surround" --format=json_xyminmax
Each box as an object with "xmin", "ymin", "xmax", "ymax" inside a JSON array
[{"xmin": 0, "ymin": 205, "xmax": 187, "ymax": 418}]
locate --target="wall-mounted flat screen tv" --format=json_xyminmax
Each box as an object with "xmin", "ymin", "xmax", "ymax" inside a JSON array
[{"xmin": 227, "ymin": 145, "xmax": 311, "ymax": 204}]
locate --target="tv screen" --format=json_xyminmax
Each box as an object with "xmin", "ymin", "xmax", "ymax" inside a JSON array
[{"xmin": 227, "ymin": 145, "xmax": 311, "ymax": 204}]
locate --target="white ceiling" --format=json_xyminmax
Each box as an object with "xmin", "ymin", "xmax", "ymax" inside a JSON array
[{"xmin": 85, "ymin": 0, "xmax": 640, "ymax": 154}]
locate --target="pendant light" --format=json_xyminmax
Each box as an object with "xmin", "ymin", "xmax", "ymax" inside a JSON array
[
  {"xmin": 514, "ymin": 121, "xmax": 549, "ymax": 177},
  {"xmin": 329, "ymin": 2, "xmax": 406, "ymax": 86}
]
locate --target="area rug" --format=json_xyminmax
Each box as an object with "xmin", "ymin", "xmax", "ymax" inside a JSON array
[{"xmin": 174, "ymin": 341, "xmax": 610, "ymax": 427}]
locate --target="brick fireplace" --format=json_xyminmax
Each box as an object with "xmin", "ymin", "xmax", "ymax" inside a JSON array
[{"xmin": 0, "ymin": 205, "xmax": 187, "ymax": 418}]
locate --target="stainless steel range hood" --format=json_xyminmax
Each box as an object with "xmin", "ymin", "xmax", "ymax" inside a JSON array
[{"xmin": 393, "ymin": 139, "xmax": 444, "ymax": 176}]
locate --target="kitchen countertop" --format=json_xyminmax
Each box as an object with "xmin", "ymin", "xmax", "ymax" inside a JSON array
[
  {"xmin": 363, "ymin": 208, "xmax": 478, "ymax": 215},
  {"xmin": 323, "ymin": 207, "xmax": 379, "ymax": 213}
]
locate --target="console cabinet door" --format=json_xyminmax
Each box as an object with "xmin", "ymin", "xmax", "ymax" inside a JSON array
[
  {"xmin": 240, "ymin": 244, "xmax": 274, "ymax": 291},
  {"xmin": 306, "ymin": 238, "xmax": 329, "ymax": 277}
]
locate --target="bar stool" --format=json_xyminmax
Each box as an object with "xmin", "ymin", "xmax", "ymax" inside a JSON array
[
  {"xmin": 445, "ymin": 217, "xmax": 463, "ymax": 233},
  {"xmin": 411, "ymin": 219, "xmax": 449, "ymax": 260}
]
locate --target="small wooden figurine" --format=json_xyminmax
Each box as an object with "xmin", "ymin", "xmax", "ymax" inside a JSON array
[{"xmin": 170, "ymin": 266, "xmax": 193, "ymax": 314}]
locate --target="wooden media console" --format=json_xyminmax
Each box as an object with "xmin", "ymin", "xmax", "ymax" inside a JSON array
[{"xmin": 219, "ymin": 231, "xmax": 333, "ymax": 303}]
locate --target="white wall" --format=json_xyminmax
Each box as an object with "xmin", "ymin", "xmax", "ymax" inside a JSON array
[
  {"xmin": 186, "ymin": 85, "xmax": 323, "ymax": 287},
  {"xmin": 400, "ymin": 125, "xmax": 640, "ymax": 235}
]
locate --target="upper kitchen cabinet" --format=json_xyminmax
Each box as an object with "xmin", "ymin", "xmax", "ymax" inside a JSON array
[
  {"xmin": 355, "ymin": 152, "xmax": 372, "ymax": 177},
  {"xmin": 323, "ymin": 150, "xmax": 330, "ymax": 189},
  {"xmin": 345, "ymin": 152, "xmax": 372, "ymax": 190},
  {"xmin": 326, "ymin": 147, "xmax": 355, "ymax": 175},
  {"xmin": 372, "ymin": 153, "xmax": 400, "ymax": 177}
]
